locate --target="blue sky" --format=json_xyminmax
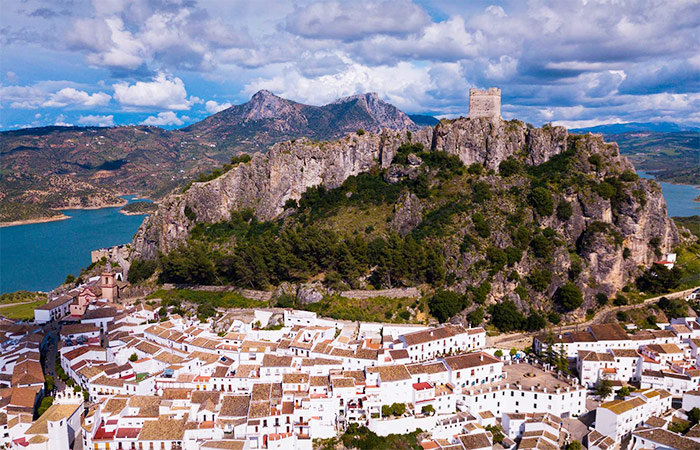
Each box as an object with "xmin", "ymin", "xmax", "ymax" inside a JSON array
[{"xmin": 1, "ymin": 0, "xmax": 698, "ymax": 130}]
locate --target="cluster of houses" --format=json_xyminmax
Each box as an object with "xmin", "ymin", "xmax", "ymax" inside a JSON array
[
  {"xmin": 535, "ymin": 319, "xmax": 700, "ymax": 449},
  {"xmin": 1, "ymin": 268, "xmax": 699, "ymax": 450}
]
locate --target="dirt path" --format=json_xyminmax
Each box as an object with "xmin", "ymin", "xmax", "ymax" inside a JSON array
[
  {"xmin": 0, "ymin": 300, "xmax": 37, "ymax": 308},
  {"xmin": 488, "ymin": 286, "xmax": 699, "ymax": 349}
]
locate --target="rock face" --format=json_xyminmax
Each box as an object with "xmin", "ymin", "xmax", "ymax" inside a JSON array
[
  {"xmin": 133, "ymin": 116, "xmax": 679, "ymax": 300},
  {"xmin": 431, "ymin": 119, "xmax": 567, "ymax": 170}
]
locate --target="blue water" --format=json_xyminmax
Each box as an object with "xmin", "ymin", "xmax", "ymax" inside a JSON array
[
  {"xmin": 0, "ymin": 197, "xmax": 150, "ymax": 294},
  {"xmin": 637, "ymin": 171, "xmax": 700, "ymax": 217}
]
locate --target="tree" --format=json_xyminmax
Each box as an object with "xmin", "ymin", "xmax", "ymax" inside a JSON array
[
  {"xmin": 510, "ymin": 348, "xmax": 518, "ymax": 357},
  {"xmin": 129, "ymin": 353, "xmax": 138, "ymax": 362},
  {"xmin": 529, "ymin": 187, "xmax": 554, "ymax": 216},
  {"xmin": 37, "ymin": 396, "xmax": 53, "ymax": 417},
  {"xmin": 421, "ymin": 404, "xmax": 435, "ymax": 415},
  {"xmin": 494, "ymin": 349, "xmax": 503, "ymax": 358},
  {"xmin": 524, "ymin": 312, "xmax": 547, "ymax": 331},
  {"xmin": 44, "ymin": 375, "xmax": 55, "ymax": 392},
  {"xmin": 688, "ymin": 407, "xmax": 700, "ymax": 425},
  {"xmin": 428, "ymin": 289, "xmax": 468, "ymax": 323},
  {"xmin": 489, "ymin": 300, "xmax": 524, "ymax": 332},
  {"xmin": 555, "ymin": 283, "xmax": 583, "ymax": 311},
  {"xmin": 593, "ymin": 379, "xmax": 613, "ymax": 400},
  {"xmin": 484, "ymin": 425, "xmax": 505, "ymax": 444},
  {"xmin": 636, "ymin": 263, "xmax": 683, "ymax": 294},
  {"xmin": 565, "ymin": 441, "xmax": 582, "ymax": 450},
  {"xmin": 128, "ymin": 259, "xmax": 157, "ymax": 283},
  {"xmin": 467, "ymin": 306, "xmax": 484, "ymax": 326},
  {"xmin": 64, "ymin": 274, "xmax": 76, "ymax": 285},
  {"xmin": 617, "ymin": 386, "xmax": 630, "ymax": 398}
]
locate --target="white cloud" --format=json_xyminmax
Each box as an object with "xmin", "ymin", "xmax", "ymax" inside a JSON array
[
  {"xmin": 0, "ymin": 85, "xmax": 46, "ymax": 109},
  {"xmin": 205, "ymin": 100, "xmax": 232, "ymax": 114},
  {"xmin": 140, "ymin": 111, "xmax": 185, "ymax": 126},
  {"xmin": 113, "ymin": 73, "xmax": 199, "ymax": 110},
  {"xmin": 54, "ymin": 114, "xmax": 72, "ymax": 126},
  {"xmin": 244, "ymin": 60, "xmax": 435, "ymax": 111},
  {"xmin": 77, "ymin": 114, "xmax": 114, "ymax": 126},
  {"xmin": 285, "ymin": 0, "xmax": 429, "ymax": 41},
  {"xmin": 43, "ymin": 87, "xmax": 111, "ymax": 108}
]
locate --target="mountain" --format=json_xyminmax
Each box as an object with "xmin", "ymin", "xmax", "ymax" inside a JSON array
[
  {"xmin": 571, "ymin": 121, "xmax": 700, "ymax": 134},
  {"xmin": 182, "ymin": 90, "xmax": 419, "ymax": 151},
  {"xmin": 0, "ymin": 91, "xmax": 418, "ymax": 223},
  {"xmin": 603, "ymin": 131, "xmax": 699, "ymax": 185},
  {"xmin": 409, "ymin": 114, "xmax": 440, "ymax": 127},
  {"xmin": 133, "ymin": 117, "xmax": 680, "ymax": 323}
]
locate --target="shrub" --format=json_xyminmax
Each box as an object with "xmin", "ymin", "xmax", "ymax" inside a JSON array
[
  {"xmin": 527, "ymin": 269, "xmax": 552, "ymax": 292},
  {"xmin": 472, "ymin": 282, "xmax": 491, "ymax": 304},
  {"xmin": 616, "ymin": 311, "xmax": 628, "ymax": 322},
  {"xmin": 588, "ymin": 154, "xmax": 602, "ymax": 170},
  {"xmin": 356, "ymin": 129, "xmax": 366, "ymax": 136},
  {"xmin": 37, "ymin": 396, "xmax": 54, "ymax": 417},
  {"xmin": 547, "ymin": 311, "xmax": 561, "ymax": 325},
  {"xmin": 64, "ymin": 274, "xmax": 76, "ymax": 285},
  {"xmin": 486, "ymin": 247, "xmax": 507, "ymax": 272},
  {"xmin": 613, "ymin": 294, "xmax": 628, "ymax": 306},
  {"xmin": 619, "ymin": 170, "xmax": 638, "ymax": 182},
  {"xmin": 596, "ymin": 293, "xmax": 609, "ymax": 306},
  {"xmin": 556, "ymin": 200, "xmax": 573, "ymax": 221},
  {"xmin": 472, "ymin": 181, "xmax": 492, "ymax": 203},
  {"xmin": 505, "ymin": 246, "xmax": 523, "ymax": 266},
  {"xmin": 530, "ymin": 234, "xmax": 552, "ymax": 259},
  {"xmin": 622, "ymin": 247, "xmax": 631, "ymax": 259},
  {"xmin": 472, "ymin": 213, "xmax": 491, "ymax": 238},
  {"xmin": 421, "ymin": 405, "xmax": 435, "ymax": 415},
  {"xmin": 555, "ymin": 283, "xmax": 583, "ymax": 311},
  {"xmin": 529, "ymin": 187, "xmax": 554, "ymax": 216},
  {"xmin": 467, "ymin": 306, "xmax": 484, "ymax": 326},
  {"xmin": 499, "ymin": 158, "xmax": 521, "ymax": 177},
  {"xmin": 230, "ymin": 154, "xmax": 252, "ymax": 165},
  {"xmin": 494, "ymin": 349, "xmax": 504, "ymax": 358},
  {"xmin": 129, "ymin": 353, "xmax": 138, "ymax": 362},
  {"xmin": 467, "ymin": 163, "xmax": 483, "ymax": 175}
]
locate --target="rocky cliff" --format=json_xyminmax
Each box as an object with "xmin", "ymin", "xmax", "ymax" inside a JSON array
[{"xmin": 133, "ymin": 117, "xmax": 679, "ymax": 306}]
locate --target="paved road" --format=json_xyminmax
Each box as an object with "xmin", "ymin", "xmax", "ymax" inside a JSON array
[
  {"xmin": 488, "ymin": 286, "xmax": 699, "ymax": 348},
  {"xmin": 41, "ymin": 322, "xmax": 66, "ymax": 392}
]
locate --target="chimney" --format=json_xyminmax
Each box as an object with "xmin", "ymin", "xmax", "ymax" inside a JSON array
[{"xmin": 480, "ymin": 354, "xmax": 483, "ymax": 361}]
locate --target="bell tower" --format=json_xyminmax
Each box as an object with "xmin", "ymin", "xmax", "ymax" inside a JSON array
[{"xmin": 101, "ymin": 262, "xmax": 117, "ymax": 302}]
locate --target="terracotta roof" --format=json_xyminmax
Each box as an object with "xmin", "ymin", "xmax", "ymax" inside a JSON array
[
  {"xmin": 589, "ymin": 323, "xmax": 629, "ymax": 341},
  {"xmin": 401, "ymin": 324, "xmax": 469, "ymax": 346},
  {"xmin": 633, "ymin": 428, "xmax": 699, "ymax": 450},
  {"xmin": 138, "ymin": 418, "xmax": 186, "ymax": 440},
  {"xmin": 457, "ymin": 433, "xmax": 491, "ymax": 450},
  {"xmin": 366, "ymin": 364, "xmax": 411, "ymax": 382},
  {"xmin": 442, "ymin": 352, "xmax": 500, "ymax": 370},
  {"xmin": 220, "ymin": 395, "xmax": 250, "ymax": 417}
]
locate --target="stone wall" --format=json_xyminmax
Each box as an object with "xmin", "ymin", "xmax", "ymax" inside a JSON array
[
  {"xmin": 468, "ymin": 87, "xmax": 501, "ymax": 119},
  {"xmin": 337, "ymin": 287, "xmax": 421, "ymax": 299}
]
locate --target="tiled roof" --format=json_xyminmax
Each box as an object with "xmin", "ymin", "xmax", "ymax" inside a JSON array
[
  {"xmin": 401, "ymin": 324, "xmax": 468, "ymax": 346},
  {"xmin": 442, "ymin": 352, "xmax": 500, "ymax": 370},
  {"xmin": 138, "ymin": 418, "xmax": 186, "ymax": 440}
]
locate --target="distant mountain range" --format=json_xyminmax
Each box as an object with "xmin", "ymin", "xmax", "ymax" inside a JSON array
[
  {"xmin": 571, "ymin": 121, "xmax": 700, "ymax": 134},
  {"xmin": 0, "ymin": 91, "xmax": 422, "ymax": 223}
]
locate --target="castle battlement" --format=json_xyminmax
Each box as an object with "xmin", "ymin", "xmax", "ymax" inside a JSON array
[{"xmin": 468, "ymin": 87, "xmax": 501, "ymax": 120}]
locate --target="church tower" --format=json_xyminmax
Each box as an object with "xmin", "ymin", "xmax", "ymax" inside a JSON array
[{"xmin": 101, "ymin": 262, "xmax": 117, "ymax": 302}]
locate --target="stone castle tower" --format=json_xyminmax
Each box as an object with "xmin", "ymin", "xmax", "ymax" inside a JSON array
[{"xmin": 468, "ymin": 87, "xmax": 501, "ymax": 119}]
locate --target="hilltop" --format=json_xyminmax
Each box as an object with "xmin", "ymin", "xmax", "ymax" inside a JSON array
[
  {"xmin": 132, "ymin": 117, "xmax": 681, "ymax": 326},
  {"xmin": 0, "ymin": 91, "xmax": 417, "ymax": 223}
]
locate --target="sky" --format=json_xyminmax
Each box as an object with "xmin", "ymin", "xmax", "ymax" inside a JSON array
[{"xmin": 1, "ymin": 0, "xmax": 698, "ymax": 130}]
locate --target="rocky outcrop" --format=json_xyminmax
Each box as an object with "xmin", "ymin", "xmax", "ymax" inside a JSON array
[
  {"xmin": 390, "ymin": 192, "xmax": 423, "ymax": 235},
  {"xmin": 133, "ymin": 116, "xmax": 678, "ymax": 294}
]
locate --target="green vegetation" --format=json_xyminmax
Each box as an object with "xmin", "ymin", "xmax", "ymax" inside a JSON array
[
  {"xmin": 429, "ymin": 290, "xmax": 468, "ymax": 323},
  {"xmin": 636, "ymin": 263, "xmax": 682, "ymax": 294},
  {"xmin": 593, "ymin": 379, "xmax": 613, "ymax": 399},
  {"xmin": 0, "ymin": 299, "xmax": 45, "ymax": 320},
  {"xmin": 555, "ymin": 283, "xmax": 583, "ymax": 311},
  {"xmin": 315, "ymin": 423, "xmax": 422, "ymax": 450},
  {"xmin": 381, "ymin": 402, "xmax": 407, "ymax": 417},
  {"xmin": 0, "ymin": 290, "xmax": 46, "ymax": 305},
  {"xmin": 674, "ymin": 216, "xmax": 700, "ymax": 239},
  {"xmin": 120, "ymin": 201, "xmax": 157, "ymax": 215},
  {"xmin": 148, "ymin": 289, "xmax": 267, "ymax": 320},
  {"xmin": 484, "ymin": 424, "xmax": 505, "ymax": 444},
  {"xmin": 489, "ymin": 300, "xmax": 524, "ymax": 332},
  {"xmin": 302, "ymin": 295, "xmax": 419, "ymax": 324},
  {"xmin": 128, "ymin": 258, "xmax": 158, "ymax": 283},
  {"xmin": 36, "ymin": 396, "xmax": 54, "ymax": 418}
]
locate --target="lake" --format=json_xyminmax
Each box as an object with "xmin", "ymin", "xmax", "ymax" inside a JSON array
[
  {"xmin": 0, "ymin": 197, "xmax": 149, "ymax": 294},
  {"xmin": 1, "ymin": 173, "xmax": 699, "ymax": 294},
  {"xmin": 637, "ymin": 171, "xmax": 700, "ymax": 217}
]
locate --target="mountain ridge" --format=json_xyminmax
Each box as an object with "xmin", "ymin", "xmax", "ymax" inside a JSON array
[{"xmin": 0, "ymin": 91, "xmax": 419, "ymax": 223}]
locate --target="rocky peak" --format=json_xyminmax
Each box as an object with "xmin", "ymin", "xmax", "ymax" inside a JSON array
[
  {"xmin": 334, "ymin": 92, "xmax": 419, "ymax": 131},
  {"xmin": 241, "ymin": 90, "xmax": 299, "ymax": 121}
]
